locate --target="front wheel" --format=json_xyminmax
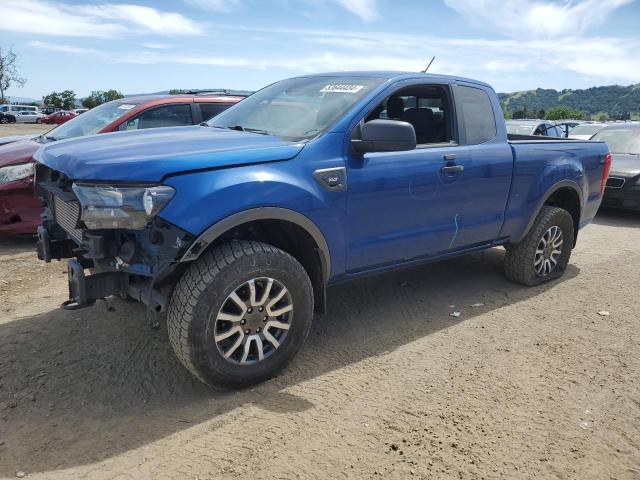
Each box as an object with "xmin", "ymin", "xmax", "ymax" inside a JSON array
[
  {"xmin": 504, "ymin": 206, "xmax": 575, "ymax": 286},
  {"xmin": 167, "ymin": 240, "xmax": 314, "ymax": 388},
  {"xmin": 0, "ymin": 117, "xmax": 7, "ymax": 124}
]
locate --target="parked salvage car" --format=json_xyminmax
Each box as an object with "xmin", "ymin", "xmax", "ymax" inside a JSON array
[
  {"xmin": 34, "ymin": 72, "xmax": 610, "ymax": 388},
  {"xmin": 0, "ymin": 112, "xmax": 16, "ymax": 124},
  {"xmin": 568, "ymin": 123, "xmax": 607, "ymax": 140},
  {"xmin": 592, "ymin": 124, "xmax": 640, "ymax": 210},
  {"xmin": 506, "ymin": 120, "xmax": 563, "ymax": 137},
  {"xmin": 0, "ymin": 93, "xmax": 245, "ymax": 235},
  {"xmin": 15, "ymin": 111, "xmax": 47, "ymax": 124},
  {"xmin": 43, "ymin": 111, "xmax": 77, "ymax": 125},
  {"xmin": 555, "ymin": 121, "xmax": 583, "ymax": 138}
]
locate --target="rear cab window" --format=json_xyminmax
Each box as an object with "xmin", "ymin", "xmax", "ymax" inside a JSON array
[{"xmin": 453, "ymin": 85, "xmax": 497, "ymax": 145}]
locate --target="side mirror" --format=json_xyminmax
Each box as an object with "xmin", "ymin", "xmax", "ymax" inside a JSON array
[{"xmin": 351, "ymin": 119, "xmax": 416, "ymax": 154}]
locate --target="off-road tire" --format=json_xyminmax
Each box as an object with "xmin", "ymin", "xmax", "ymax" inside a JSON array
[
  {"xmin": 167, "ymin": 240, "xmax": 313, "ymax": 388},
  {"xmin": 504, "ymin": 206, "xmax": 574, "ymax": 286}
]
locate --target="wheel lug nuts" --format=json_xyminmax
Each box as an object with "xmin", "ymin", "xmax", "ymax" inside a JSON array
[
  {"xmin": 257, "ymin": 328, "xmax": 261, "ymax": 333},
  {"xmin": 240, "ymin": 319, "xmax": 246, "ymax": 325},
  {"xmin": 245, "ymin": 329, "xmax": 250, "ymax": 334},
  {"xmin": 263, "ymin": 316, "xmax": 268, "ymax": 321},
  {"xmin": 247, "ymin": 308, "xmax": 253, "ymax": 314},
  {"xmin": 259, "ymin": 307, "xmax": 263, "ymax": 312}
]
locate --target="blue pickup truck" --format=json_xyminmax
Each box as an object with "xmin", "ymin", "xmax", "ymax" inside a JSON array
[{"xmin": 34, "ymin": 72, "xmax": 611, "ymax": 387}]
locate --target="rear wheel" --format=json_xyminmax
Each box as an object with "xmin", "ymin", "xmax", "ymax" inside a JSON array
[
  {"xmin": 504, "ymin": 206, "xmax": 574, "ymax": 286},
  {"xmin": 167, "ymin": 240, "xmax": 313, "ymax": 388}
]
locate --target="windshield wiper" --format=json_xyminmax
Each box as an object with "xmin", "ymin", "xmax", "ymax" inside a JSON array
[
  {"xmin": 45, "ymin": 135, "xmax": 58, "ymax": 142},
  {"xmin": 210, "ymin": 125, "xmax": 270, "ymax": 135},
  {"xmin": 242, "ymin": 127, "xmax": 270, "ymax": 135}
]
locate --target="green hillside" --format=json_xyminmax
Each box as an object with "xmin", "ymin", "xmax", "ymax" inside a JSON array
[{"xmin": 499, "ymin": 84, "xmax": 640, "ymax": 120}]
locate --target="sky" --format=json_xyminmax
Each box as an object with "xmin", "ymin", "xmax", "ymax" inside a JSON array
[{"xmin": 1, "ymin": 0, "xmax": 640, "ymax": 99}]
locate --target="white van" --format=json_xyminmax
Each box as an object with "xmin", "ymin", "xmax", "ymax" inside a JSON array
[{"xmin": 0, "ymin": 104, "xmax": 40, "ymax": 113}]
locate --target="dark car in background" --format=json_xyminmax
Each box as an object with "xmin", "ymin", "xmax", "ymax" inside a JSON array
[
  {"xmin": 0, "ymin": 112, "xmax": 17, "ymax": 124},
  {"xmin": 505, "ymin": 120, "xmax": 564, "ymax": 137},
  {"xmin": 593, "ymin": 124, "xmax": 640, "ymax": 211},
  {"xmin": 0, "ymin": 93, "xmax": 246, "ymax": 235}
]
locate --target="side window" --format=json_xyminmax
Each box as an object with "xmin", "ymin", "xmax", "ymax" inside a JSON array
[
  {"xmin": 199, "ymin": 103, "xmax": 232, "ymax": 121},
  {"xmin": 361, "ymin": 85, "xmax": 453, "ymax": 145},
  {"xmin": 454, "ymin": 85, "xmax": 497, "ymax": 145},
  {"xmin": 124, "ymin": 104, "xmax": 193, "ymax": 130}
]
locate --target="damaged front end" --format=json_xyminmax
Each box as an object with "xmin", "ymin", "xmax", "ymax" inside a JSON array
[{"xmin": 35, "ymin": 164, "xmax": 194, "ymax": 311}]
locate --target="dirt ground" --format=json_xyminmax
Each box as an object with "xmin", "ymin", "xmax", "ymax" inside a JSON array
[
  {"xmin": 0, "ymin": 125, "xmax": 639, "ymax": 479},
  {"xmin": 0, "ymin": 123, "xmax": 52, "ymax": 137}
]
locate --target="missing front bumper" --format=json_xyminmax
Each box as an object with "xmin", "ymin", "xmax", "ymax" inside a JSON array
[
  {"xmin": 62, "ymin": 259, "xmax": 129, "ymax": 310},
  {"xmin": 61, "ymin": 258, "xmax": 169, "ymax": 312}
]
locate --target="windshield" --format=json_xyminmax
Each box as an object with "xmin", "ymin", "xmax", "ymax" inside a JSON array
[
  {"xmin": 47, "ymin": 100, "xmax": 140, "ymax": 141},
  {"xmin": 592, "ymin": 129, "xmax": 640, "ymax": 155},
  {"xmin": 506, "ymin": 123, "xmax": 535, "ymax": 135},
  {"xmin": 570, "ymin": 124, "xmax": 604, "ymax": 136},
  {"xmin": 208, "ymin": 76, "xmax": 386, "ymax": 141}
]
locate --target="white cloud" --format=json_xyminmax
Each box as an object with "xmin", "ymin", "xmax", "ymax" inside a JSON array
[
  {"xmin": 443, "ymin": 0, "xmax": 633, "ymax": 38},
  {"xmin": 27, "ymin": 40, "xmax": 99, "ymax": 55},
  {"xmin": 143, "ymin": 43, "xmax": 173, "ymax": 50},
  {"xmin": 1, "ymin": 0, "xmax": 203, "ymax": 38},
  {"xmin": 183, "ymin": 0, "xmax": 378, "ymax": 21},
  {"xmin": 332, "ymin": 0, "xmax": 378, "ymax": 22},
  {"xmin": 183, "ymin": 0, "xmax": 241, "ymax": 11}
]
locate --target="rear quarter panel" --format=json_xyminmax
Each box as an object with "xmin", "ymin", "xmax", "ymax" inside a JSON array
[{"xmin": 499, "ymin": 140, "xmax": 609, "ymax": 242}]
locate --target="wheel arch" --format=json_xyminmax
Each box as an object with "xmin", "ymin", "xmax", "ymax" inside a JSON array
[
  {"xmin": 179, "ymin": 207, "xmax": 331, "ymax": 313},
  {"xmin": 516, "ymin": 180, "xmax": 583, "ymax": 245}
]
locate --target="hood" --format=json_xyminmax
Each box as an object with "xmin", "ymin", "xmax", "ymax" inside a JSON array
[
  {"xmin": 610, "ymin": 154, "xmax": 640, "ymax": 177},
  {"xmin": 0, "ymin": 134, "xmax": 39, "ymax": 147},
  {"xmin": 0, "ymin": 139, "xmax": 40, "ymax": 167},
  {"xmin": 34, "ymin": 126, "xmax": 305, "ymax": 182}
]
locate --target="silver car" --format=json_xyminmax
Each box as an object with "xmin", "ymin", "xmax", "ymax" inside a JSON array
[{"xmin": 15, "ymin": 111, "xmax": 46, "ymax": 124}]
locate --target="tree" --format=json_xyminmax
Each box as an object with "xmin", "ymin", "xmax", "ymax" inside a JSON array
[
  {"xmin": 538, "ymin": 109, "xmax": 546, "ymax": 119},
  {"xmin": 0, "ymin": 46, "xmax": 26, "ymax": 102},
  {"xmin": 503, "ymin": 109, "xmax": 512, "ymax": 119},
  {"xmin": 545, "ymin": 105, "xmax": 586, "ymax": 120},
  {"xmin": 43, "ymin": 90, "xmax": 77, "ymax": 110},
  {"xmin": 82, "ymin": 89, "xmax": 124, "ymax": 109}
]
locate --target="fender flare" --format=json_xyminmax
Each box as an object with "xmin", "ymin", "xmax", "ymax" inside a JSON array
[
  {"xmin": 514, "ymin": 180, "xmax": 583, "ymax": 244},
  {"xmin": 179, "ymin": 207, "xmax": 332, "ymax": 283}
]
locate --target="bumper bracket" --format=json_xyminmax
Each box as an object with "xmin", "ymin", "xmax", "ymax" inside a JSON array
[{"xmin": 62, "ymin": 259, "xmax": 128, "ymax": 310}]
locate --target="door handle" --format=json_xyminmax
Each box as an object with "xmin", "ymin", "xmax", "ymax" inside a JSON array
[
  {"xmin": 441, "ymin": 164, "xmax": 464, "ymax": 174},
  {"xmin": 443, "ymin": 153, "xmax": 457, "ymax": 161}
]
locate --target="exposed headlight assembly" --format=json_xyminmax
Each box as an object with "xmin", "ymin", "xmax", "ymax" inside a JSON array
[
  {"xmin": 72, "ymin": 184, "xmax": 175, "ymax": 230},
  {"xmin": 0, "ymin": 162, "xmax": 34, "ymax": 184}
]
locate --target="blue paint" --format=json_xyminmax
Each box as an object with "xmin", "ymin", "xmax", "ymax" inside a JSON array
[{"xmin": 35, "ymin": 71, "xmax": 609, "ymax": 284}]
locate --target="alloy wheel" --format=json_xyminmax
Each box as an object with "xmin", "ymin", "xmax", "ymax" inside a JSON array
[
  {"xmin": 214, "ymin": 277, "xmax": 293, "ymax": 364},
  {"xmin": 534, "ymin": 225, "xmax": 563, "ymax": 277}
]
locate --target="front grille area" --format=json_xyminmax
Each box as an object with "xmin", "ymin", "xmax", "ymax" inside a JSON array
[
  {"xmin": 606, "ymin": 177, "xmax": 625, "ymax": 189},
  {"xmin": 53, "ymin": 195, "xmax": 83, "ymax": 243}
]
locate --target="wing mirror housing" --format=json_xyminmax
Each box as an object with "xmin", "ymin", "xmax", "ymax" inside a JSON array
[{"xmin": 351, "ymin": 119, "xmax": 416, "ymax": 154}]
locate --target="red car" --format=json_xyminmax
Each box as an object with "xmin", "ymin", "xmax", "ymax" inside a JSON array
[
  {"xmin": 43, "ymin": 110, "xmax": 77, "ymax": 124},
  {"xmin": 0, "ymin": 94, "xmax": 245, "ymax": 235}
]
